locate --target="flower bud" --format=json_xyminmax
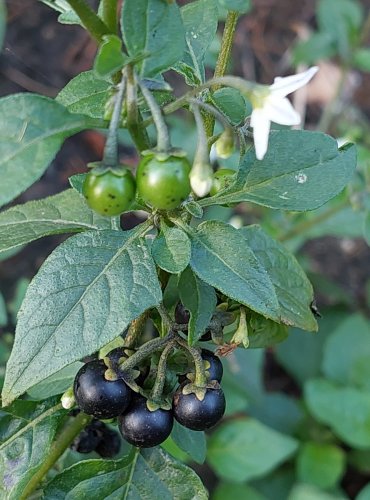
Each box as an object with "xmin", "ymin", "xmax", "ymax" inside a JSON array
[
  {"xmin": 215, "ymin": 129, "xmax": 234, "ymax": 159},
  {"xmin": 61, "ymin": 387, "xmax": 76, "ymax": 410},
  {"xmin": 190, "ymin": 161, "xmax": 214, "ymax": 197}
]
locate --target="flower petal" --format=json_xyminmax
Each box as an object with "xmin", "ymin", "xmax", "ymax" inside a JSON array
[
  {"xmin": 250, "ymin": 108, "xmax": 271, "ymax": 160},
  {"xmin": 270, "ymin": 66, "xmax": 318, "ymax": 97},
  {"xmin": 264, "ymin": 96, "xmax": 301, "ymax": 126}
]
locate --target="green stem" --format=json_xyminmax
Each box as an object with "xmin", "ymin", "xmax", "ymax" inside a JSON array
[
  {"xmin": 126, "ymin": 66, "xmax": 151, "ymax": 151},
  {"xmin": 65, "ymin": 0, "xmax": 110, "ymax": 43},
  {"xmin": 204, "ymin": 11, "xmax": 239, "ymax": 137},
  {"xmin": 176, "ymin": 336, "xmax": 207, "ymax": 387},
  {"xmin": 141, "ymin": 76, "xmax": 255, "ymax": 129},
  {"xmin": 119, "ymin": 332, "xmax": 175, "ymax": 372},
  {"xmin": 150, "ymin": 341, "xmax": 176, "ymax": 401},
  {"xmin": 192, "ymin": 104, "xmax": 210, "ymax": 166},
  {"xmin": 137, "ymin": 78, "xmax": 171, "ymax": 152},
  {"xmin": 101, "ymin": 0, "xmax": 118, "ymax": 34},
  {"xmin": 279, "ymin": 199, "xmax": 348, "ymax": 242},
  {"xmin": 103, "ymin": 73, "xmax": 126, "ymax": 167},
  {"xmin": 21, "ymin": 412, "xmax": 92, "ymax": 500}
]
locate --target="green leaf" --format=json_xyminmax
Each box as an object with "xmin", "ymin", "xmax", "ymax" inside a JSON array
[
  {"xmin": 2, "ymin": 227, "xmax": 162, "ymax": 405},
  {"xmin": 199, "ymin": 131, "xmax": 357, "ymax": 212},
  {"xmin": 178, "ymin": 267, "xmax": 216, "ymax": 345},
  {"xmin": 322, "ymin": 314, "xmax": 370, "ymax": 388},
  {"xmin": 56, "ymin": 71, "xmax": 111, "ymax": 119},
  {"xmin": 296, "ymin": 442, "xmax": 345, "ymax": 490},
  {"xmin": 288, "ymin": 483, "xmax": 346, "ymax": 500},
  {"xmin": 241, "ymin": 225, "xmax": 317, "ymax": 331},
  {"xmin": 189, "ymin": 221, "xmax": 280, "ymax": 321},
  {"xmin": 353, "ymin": 48, "xmax": 370, "ymax": 72},
  {"xmin": 27, "ymin": 362, "xmax": 83, "ymax": 400},
  {"xmin": 94, "ymin": 35, "xmax": 127, "ymax": 78},
  {"xmin": 184, "ymin": 200, "xmax": 203, "ymax": 218},
  {"xmin": 317, "ymin": 0, "xmax": 363, "ymax": 60},
  {"xmin": 276, "ymin": 309, "xmax": 347, "ymax": 385},
  {"xmin": 0, "ymin": 292, "xmax": 7, "ymax": 328},
  {"xmin": 246, "ymin": 313, "xmax": 288, "ymax": 348},
  {"xmin": 0, "ymin": 94, "xmax": 94, "ymax": 208},
  {"xmin": 207, "ymin": 418, "xmax": 298, "ymax": 482},
  {"xmin": 39, "ymin": 1, "xmax": 81, "ymax": 25},
  {"xmin": 0, "ymin": 189, "xmax": 110, "ymax": 256},
  {"xmin": 305, "ymin": 378, "xmax": 370, "ymax": 448},
  {"xmin": 152, "ymin": 223, "xmax": 191, "ymax": 274},
  {"xmin": 173, "ymin": 0, "xmax": 218, "ymax": 85},
  {"xmin": 364, "ymin": 211, "xmax": 370, "ymax": 245},
  {"xmin": 0, "ymin": 397, "xmax": 66, "ymax": 499},
  {"xmin": 293, "ymin": 33, "xmax": 335, "ymax": 65},
  {"xmin": 218, "ymin": 0, "xmax": 251, "ymax": 14},
  {"xmin": 121, "ymin": 0, "xmax": 185, "ymax": 78},
  {"xmin": 357, "ymin": 484, "xmax": 370, "ymax": 500},
  {"xmin": 211, "ymin": 87, "xmax": 248, "ymax": 126},
  {"xmin": 69, "ymin": 173, "xmax": 87, "ymax": 193},
  {"xmin": 171, "ymin": 421, "xmax": 206, "ymax": 464},
  {"xmin": 0, "ymin": 0, "xmax": 5, "ymax": 51},
  {"xmin": 213, "ymin": 483, "xmax": 265, "ymax": 500},
  {"xmin": 43, "ymin": 447, "xmax": 208, "ymax": 499}
]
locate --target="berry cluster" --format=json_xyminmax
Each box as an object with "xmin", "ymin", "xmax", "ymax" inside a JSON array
[
  {"xmin": 73, "ymin": 313, "xmax": 226, "ymax": 448},
  {"xmin": 71, "ymin": 418, "xmax": 121, "ymax": 458},
  {"xmin": 82, "ymin": 154, "xmax": 235, "ymax": 217}
]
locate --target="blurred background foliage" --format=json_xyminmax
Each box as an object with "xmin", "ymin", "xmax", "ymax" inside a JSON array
[{"xmin": 1, "ymin": 0, "xmax": 370, "ymax": 498}]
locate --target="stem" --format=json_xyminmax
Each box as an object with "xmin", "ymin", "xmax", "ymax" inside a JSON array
[
  {"xmin": 111, "ymin": 216, "xmax": 121, "ymax": 230},
  {"xmin": 65, "ymin": 0, "xmax": 110, "ymax": 43},
  {"xmin": 137, "ymin": 78, "xmax": 171, "ymax": 152},
  {"xmin": 279, "ymin": 199, "xmax": 348, "ymax": 242},
  {"xmin": 204, "ymin": 11, "xmax": 239, "ymax": 137},
  {"xmin": 150, "ymin": 341, "xmax": 176, "ymax": 401},
  {"xmin": 188, "ymin": 98, "xmax": 233, "ymax": 130},
  {"xmin": 101, "ymin": 0, "xmax": 118, "ymax": 34},
  {"xmin": 141, "ymin": 76, "xmax": 255, "ymax": 129},
  {"xmin": 21, "ymin": 412, "xmax": 92, "ymax": 499},
  {"xmin": 126, "ymin": 66, "xmax": 151, "ymax": 151},
  {"xmin": 193, "ymin": 104, "xmax": 210, "ymax": 166},
  {"xmin": 119, "ymin": 332, "xmax": 174, "ymax": 372},
  {"xmin": 103, "ymin": 73, "xmax": 126, "ymax": 167},
  {"xmin": 176, "ymin": 336, "xmax": 207, "ymax": 387},
  {"xmin": 125, "ymin": 310, "xmax": 150, "ymax": 348}
]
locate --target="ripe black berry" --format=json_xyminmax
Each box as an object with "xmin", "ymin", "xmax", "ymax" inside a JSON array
[
  {"xmin": 95, "ymin": 428, "xmax": 121, "ymax": 458},
  {"xmin": 202, "ymin": 349, "xmax": 223, "ymax": 382},
  {"xmin": 173, "ymin": 385, "xmax": 226, "ymax": 431},
  {"xmin": 119, "ymin": 395, "xmax": 173, "ymax": 448},
  {"xmin": 71, "ymin": 421, "xmax": 103, "ymax": 454},
  {"xmin": 74, "ymin": 360, "xmax": 132, "ymax": 419}
]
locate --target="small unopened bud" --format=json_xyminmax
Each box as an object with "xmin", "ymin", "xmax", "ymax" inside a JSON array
[
  {"xmin": 231, "ymin": 307, "xmax": 249, "ymax": 348},
  {"xmin": 61, "ymin": 387, "xmax": 75, "ymax": 409},
  {"xmin": 190, "ymin": 162, "xmax": 214, "ymax": 197},
  {"xmin": 215, "ymin": 129, "xmax": 234, "ymax": 159}
]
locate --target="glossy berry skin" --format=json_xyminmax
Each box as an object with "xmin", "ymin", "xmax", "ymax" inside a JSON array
[
  {"xmin": 210, "ymin": 168, "xmax": 236, "ymax": 196},
  {"xmin": 202, "ymin": 349, "xmax": 223, "ymax": 382},
  {"xmin": 119, "ymin": 395, "xmax": 173, "ymax": 448},
  {"xmin": 136, "ymin": 155, "xmax": 191, "ymax": 210},
  {"xmin": 83, "ymin": 168, "xmax": 136, "ymax": 216},
  {"xmin": 73, "ymin": 360, "xmax": 132, "ymax": 419},
  {"xmin": 173, "ymin": 386, "xmax": 226, "ymax": 431}
]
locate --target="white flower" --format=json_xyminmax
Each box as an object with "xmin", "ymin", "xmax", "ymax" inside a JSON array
[
  {"xmin": 190, "ymin": 162, "xmax": 214, "ymax": 197},
  {"xmin": 250, "ymin": 66, "xmax": 319, "ymax": 160}
]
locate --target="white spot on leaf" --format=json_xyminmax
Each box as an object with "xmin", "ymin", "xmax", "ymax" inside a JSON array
[{"xmin": 295, "ymin": 173, "xmax": 307, "ymax": 184}]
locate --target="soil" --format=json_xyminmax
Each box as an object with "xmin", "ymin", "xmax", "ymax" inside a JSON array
[{"xmin": 1, "ymin": 1, "xmax": 370, "ymax": 497}]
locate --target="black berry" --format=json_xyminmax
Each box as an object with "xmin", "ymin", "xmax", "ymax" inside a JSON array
[
  {"xmin": 173, "ymin": 385, "xmax": 226, "ymax": 431},
  {"xmin": 73, "ymin": 360, "xmax": 132, "ymax": 419},
  {"xmin": 119, "ymin": 395, "xmax": 173, "ymax": 448},
  {"xmin": 202, "ymin": 349, "xmax": 223, "ymax": 382},
  {"xmin": 95, "ymin": 428, "xmax": 121, "ymax": 458}
]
